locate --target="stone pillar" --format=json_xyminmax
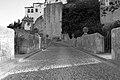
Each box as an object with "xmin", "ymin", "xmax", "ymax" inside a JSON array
[
  {"xmin": 82, "ymin": 27, "xmax": 89, "ymax": 49},
  {"xmin": 111, "ymin": 27, "xmax": 120, "ymax": 61},
  {"xmin": 75, "ymin": 38, "xmax": 77, "ymax": 47},
  {"xmin": 83, "ymin": 27, "xmax": 89, "ymax": 35}
]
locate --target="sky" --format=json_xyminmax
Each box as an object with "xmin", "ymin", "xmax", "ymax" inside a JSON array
[{"xmin": 0, "ymin": 0, "xmax": 67, "ymax": 27}]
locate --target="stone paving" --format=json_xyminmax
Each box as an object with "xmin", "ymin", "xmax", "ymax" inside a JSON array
[
  {"xmin": 0, "ymin": 56, "xmax": 101, "ymax": 80},
  {"xmin": 2, "ymin": 62, "xmax": 120, "ymax": 80},
  {"xmin": 1, "ymin": 42, "xmax": 120, "ymax": 80}
]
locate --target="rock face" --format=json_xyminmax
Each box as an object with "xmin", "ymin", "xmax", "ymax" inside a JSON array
[
  {"xmin": 0, "ymin": 26, "xmax": 14, "ymax": 63},
  {"xmin": 111, "ymin": 27, "xmax": 120, "ymax": 60},
  {"xmin": 100, "ymin": 0, "xmax": 120, "ymax": 24},
  {"xmin": 77, "ymin": 33, "xmax": 104, "ymax": 53},
  {"xmin": 44, "ymin": 2, "xmax": 62, "ymax": 39}
]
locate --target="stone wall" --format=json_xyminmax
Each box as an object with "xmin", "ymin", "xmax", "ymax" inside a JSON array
[
  {"xmin": 77, "ymin": 33, "xmax": 104, "ymax": 53},
  {"xmin": 63, "ymin": 37, "xmax": 77, "ymax": 47},
  {"xmin": 0, "ymin": 27, "xmax": 14, "ymax": 63},
  {"xmin": 19, "ymin": 34, "xmax": 40, "ymax": 54},
  {"xmin": 111, "ymin": 27, "xmax": 120, "ymax": 60},
  {"xmin": 44, "ymin": 2, "xmax": 62, "ymax": 39},
  {"xmin": 15, "ymin": 29, "xmax": 41, "ymax": 54},
  {"xmin": 61, "ymin": 34, "xmax": 70, "ymax": 41},
  {"xmin": 34, "ymin": 16, "xmax": 45, "ymax": 35}
]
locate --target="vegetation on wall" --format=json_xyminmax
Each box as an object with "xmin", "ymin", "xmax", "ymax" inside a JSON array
[
  {"xmin": 102, "ymin": 20, "xmax": 120, "ymax": 52},
  {"xmin": 7, "ymin": 19, "xmax": 22, "ymax": 29}
]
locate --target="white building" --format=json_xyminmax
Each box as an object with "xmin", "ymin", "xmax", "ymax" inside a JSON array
[
  {"xmin": 25, "ymin": 3, "xmax": 44, "ymax": 23},
  {"xmin": 45, "ymin": 0, "xmax": 62, "ymax": 4}
]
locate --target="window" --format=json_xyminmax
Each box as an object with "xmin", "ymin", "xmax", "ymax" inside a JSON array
[
  {"xmin": 28, "ymin": 9, "xmax": 30, "ymax": 13},
  {"xmin": 31, "ymin": 9, "xmax": 34, "ymax": 13},
  {"xmin": 27, "ymin": 22, "xmax": 30, "ymax": 26},
  {"xmin": 35, "ymin": 9, "xmax": 38, "ymax": 12}
]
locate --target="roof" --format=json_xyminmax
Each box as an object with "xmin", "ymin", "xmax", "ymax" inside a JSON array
[
  {"xmin": 46, "ymin": 2, "xmax": 63, "ymax": 6},
  {"xmin": 34, "ymin": 16, "xmax": 44, "ymax": 23},
  {"xmin": 33, "ymin": 3, "xmax": 44, "ymax": 5},
  {"xmin": 25, "ymin": 6, "xmax": 34, "ymax": 8},
  {"xmin": 25, "ymin": 3, "xmax": 44, "ymax": 9}
]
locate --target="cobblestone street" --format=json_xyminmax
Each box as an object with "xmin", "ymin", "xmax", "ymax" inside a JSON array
[{"xmin": 1, "ymin": 42, "xmax": 120, "ymax": 80}]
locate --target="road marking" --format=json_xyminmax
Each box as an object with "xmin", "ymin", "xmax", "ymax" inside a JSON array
[
  {"xmin": 40, "ymin": 62, "xmax": 101, "ymax": 71},
  {"xmin": 40, "ymin": 58, "xmax": 101, "ymax": 70},
  {"xmin": 0, "ymin": 58, "xmax": 101, "ymax": 80},
  {"xmin": 0, "ymin": 66, "xmax": 39, "ymax": 80},
  {"xmin": 41, "ymin": 64, "xmax": 72, "ymax": 70}
]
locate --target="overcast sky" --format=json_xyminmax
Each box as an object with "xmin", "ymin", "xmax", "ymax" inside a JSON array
[{"xmin": 0, "ymin": 0, "xmax": 67, "ymax": 27}]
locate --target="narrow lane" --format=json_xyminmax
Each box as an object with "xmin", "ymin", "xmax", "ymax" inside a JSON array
[
  {"xmin": 2, "ymin": 42, "xmax": 120, "ymax": 80},
  {"xmin": 27, "ymin": 42, "xmax": 101, "ymax": 70},
  {"xmin": 4, "ymin": 42, "xmax": 101, "ymax": 74}
]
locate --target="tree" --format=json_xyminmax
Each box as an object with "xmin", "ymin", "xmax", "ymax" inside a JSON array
[
  {"xmin": 62, "ymin": 0, "xmax": 101, "ymax": 37},
  {"xmin": 102, "ymin": 20, "xmax": 120, "ymax": 33},
  {"xmin": 7, "ymin": 23, "xmax": 14, "ymax": 29},
  {"xmin": 101, "ymin": 20, "xmax": 120, "ymax": 52},
  {"xmin": 7, "ymin": 19, "xmax": 22, "ymax": 29},
  {"xmin": 67, "ymin": 0, "xmax": 77, "ymax": 3}
]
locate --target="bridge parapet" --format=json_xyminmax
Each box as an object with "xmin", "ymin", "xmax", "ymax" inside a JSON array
[
  {"xmin": 111, "ymin": 27, "xmax": 120, "ymax": 61},
  {"xmin": 77, "ymin": 33, "xmax": 104, "ymax": 53}
]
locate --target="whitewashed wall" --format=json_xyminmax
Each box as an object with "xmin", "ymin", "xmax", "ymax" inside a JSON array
[
  {"xmin": 25, "ymin": 3, "xmax": 44, "ymax": 23},
  {"xmin": 0, "ymin": 26, "xmax": 14, "ymax": 63}
]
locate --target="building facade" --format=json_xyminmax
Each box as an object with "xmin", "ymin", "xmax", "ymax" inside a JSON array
[
  {"xmin": 44, "ymin": 2, "xmax": 63, "ymax": 39},
  {"xmin": 25, "ymin": 3, "xmax": 44, "ymax": 23},
  {"xmin": 45, "ymin": 0, "xmax": 61, "ymax": 4},
  {"xmin": 23, "ymin": 1, "xmax": 63, "ymax": 39}
]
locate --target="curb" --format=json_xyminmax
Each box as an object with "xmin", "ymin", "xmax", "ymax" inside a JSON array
[
  {"xmin": 0, "ymin": 42, "xmax": 52, "ymax": 66},
  {"xmin": 0, "ymin": 42, "xmax": 52, "ymax": 79},
  {"xmin": 23, "ymin": 49, "xmax": 42, "ymax": 59},
  {"xmin": 0, "ymin": 49, "xmax": 42, "ymax": 78},
  {"xmin": 23, "ymin": 40, "xmax": 52, "ymax": 59},
  {"xmin": 75, "ymin": 47, "xmax": 120, "ymax": 71},
  {"xmin": 20, "ymin": 41, "xmax": 52, "ymax": 60}
]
